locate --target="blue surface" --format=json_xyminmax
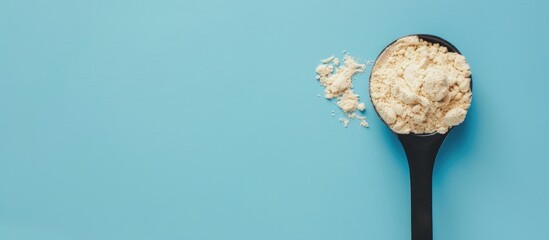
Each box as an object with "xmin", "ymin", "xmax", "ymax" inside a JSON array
[{"xmin": 1, "ymin": 0, "xmax": 548, "ymax": 239}]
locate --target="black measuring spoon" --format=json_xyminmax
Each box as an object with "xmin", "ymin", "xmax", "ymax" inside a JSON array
[{"xmin": 369, "ymin": 34, "xmax": 472, "ymax": 240}]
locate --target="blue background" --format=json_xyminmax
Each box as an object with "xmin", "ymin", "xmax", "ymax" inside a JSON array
[{"xmin": 1, "ymin": 0, "xmax": 548, "ymax": 239}]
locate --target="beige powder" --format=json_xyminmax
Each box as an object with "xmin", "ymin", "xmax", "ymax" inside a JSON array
[
  {"xmin": 339, "ymin": 118, "xmax": 350, "ymax": 128},
  {"xmin": 370, "ymin": 36, "xmax": 472, "ymax": 134},
  {"xmin": 316, "ymin": 54, "xmax": 368, "ymax": 127}
]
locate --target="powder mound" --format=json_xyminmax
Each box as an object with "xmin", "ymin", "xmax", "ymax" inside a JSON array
[
  {"xmin": 316, "ymin": 54, "xmax": 369, "ymax": 128},
  {"xmin": 370, "ymin": 36, "xmax": 472, "ymax": 134}
]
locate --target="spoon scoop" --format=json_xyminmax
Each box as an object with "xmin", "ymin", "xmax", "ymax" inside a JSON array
[{"xmin": 369, "ymin": 34, "xmax": 472, "ymax": 240}]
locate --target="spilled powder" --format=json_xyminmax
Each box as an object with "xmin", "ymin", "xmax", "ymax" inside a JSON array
[
  {"xmin": 370, "ymin": 36, "xmax": 472, "ymax": 134},
  {"xmin": 315, "ymin": 54, "xmax": 368, "ymax": 128},
  {"xmin": 339, "ymin": 118, "xmax": 350, "ymax": 127}
]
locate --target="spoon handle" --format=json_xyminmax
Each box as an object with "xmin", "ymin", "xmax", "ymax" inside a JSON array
[
  {"xmin": 408, "ymin": 153, "xmax": 435, "ymax": 240},
  {"xmin": 398, "ymin": 134, "xmax": 446, "ymax": 240}
]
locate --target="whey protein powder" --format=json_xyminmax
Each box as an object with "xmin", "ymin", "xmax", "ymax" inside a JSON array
[
  {"xmin": 316, "ymin": 54, "xmax": 368, "ymax": 128},
  {"xmin": 370, "ymin": 36, "xmax": 472, "ymax": 134}
]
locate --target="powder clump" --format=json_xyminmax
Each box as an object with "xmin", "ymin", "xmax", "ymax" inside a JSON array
[
  {"xmin": 370, "ymin": 36, "xmax": 472, "ymax": 134},
  {"xmin": 316, "ymin": 54, "xmax": 369, "ymax": 128},
  {"xmin": 339, "ymin": 118, "xmax": 350, "ymax": 128}
]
